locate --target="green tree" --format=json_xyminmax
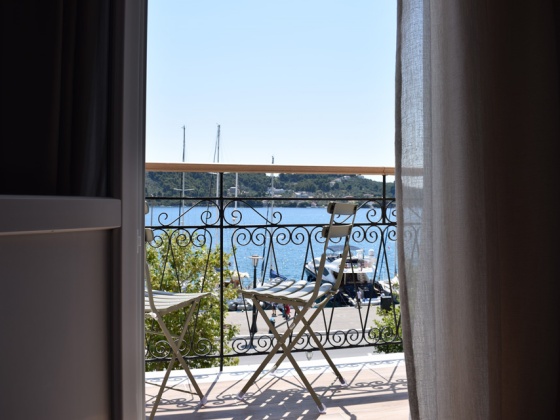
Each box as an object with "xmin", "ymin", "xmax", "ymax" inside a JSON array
[
  {"xmin": 373, "ymin": 305, "xmax": 403, "ymax": 353},
  {"xmin": 145, "ymin": 230, "xmax": 240, "ymax": 370},
  {"xmin": 373, "ymin": 284, "xmax": 403, "ymax": 353}
]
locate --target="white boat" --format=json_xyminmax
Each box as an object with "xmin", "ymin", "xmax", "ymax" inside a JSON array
[
  {"xmin": 303, "ymin": 245, "xmax": 375, "ymax": 286},
  {"xmin": 377, "ymin": 275, "xmax": 399, "ymax": 299}
]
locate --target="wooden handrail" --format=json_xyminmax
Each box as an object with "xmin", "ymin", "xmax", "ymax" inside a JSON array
[{"xmin": 145, "ymin": 162, "xmax": 395, "ymax": 176}]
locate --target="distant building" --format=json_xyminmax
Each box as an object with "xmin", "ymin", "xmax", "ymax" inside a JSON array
[{"xmin": 267, "ymin": 187, "xmax": 285, "ymax": 195}]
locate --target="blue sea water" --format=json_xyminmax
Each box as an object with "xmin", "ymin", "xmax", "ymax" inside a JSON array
[{"xmin": 145, "ymin": 205, "xmax": 397, "ymax": 283}]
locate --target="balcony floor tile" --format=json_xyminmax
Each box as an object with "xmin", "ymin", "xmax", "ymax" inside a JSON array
[{"xmin": 146, "ymin": 353, "xmax": 408, "ymax": 419}]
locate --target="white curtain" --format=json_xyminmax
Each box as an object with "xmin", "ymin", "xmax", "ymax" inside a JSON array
[{"xmin": 396, "ymin": 1, "xmax": 560, "ymax": 419}]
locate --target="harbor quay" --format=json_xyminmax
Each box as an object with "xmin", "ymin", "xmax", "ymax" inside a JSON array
[{"xmin": 225, "ymin": 304, "xmax": 389, "ymax": 338}]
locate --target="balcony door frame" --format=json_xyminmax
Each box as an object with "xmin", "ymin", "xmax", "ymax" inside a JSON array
[{"xmin": 0, "ymin": 1, "xmax": 147, "ymax": 418}]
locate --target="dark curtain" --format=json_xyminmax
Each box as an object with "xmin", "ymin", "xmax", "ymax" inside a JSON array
[{"xmin": 1, "ymin": 0, "xmax": 113, "ymax": 196}]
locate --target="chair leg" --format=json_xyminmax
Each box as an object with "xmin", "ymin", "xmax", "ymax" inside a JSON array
[
  {"xmin": 148, "ymin": 355, "xmax": 177, "ymax": 420},
  {"xmin": 280, "ymin": 341, "xmax": 327, "ymax": 414},
  {"xmin": 298, "ymin": 315, "xmax": 347, "ymax": 385},
  {"xmin": 150, "ymin": 301, "xmax": 207, "ymax": 418},
  {"xmin": 162, "ymin": 302, "xmax": 207, "ymax": 400},
  {"xmin": 236, "ymin": 302, "xmax": 287, "ymax": 398},
  {"xmin": 268, "ymin": 310, "xmax": 328, "ymax": 413},
  {"xmin": 268, "ymin": 300, "xmax": 344, "ymax": 385},
  {"xmin": 237, "ymin": 300, "xmax": 328, "ymax": 413},
  {"xmin": 267, "ymin": 306, "xmax": 310, "ymax": 371}
]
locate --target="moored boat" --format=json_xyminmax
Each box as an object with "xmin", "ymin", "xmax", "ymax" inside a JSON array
[{"xmin": 303, "ymin": 245, "xmax": 375, "ymax": 285}]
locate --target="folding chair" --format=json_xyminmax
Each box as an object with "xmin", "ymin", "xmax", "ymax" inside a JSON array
[
  {"xmin": 144, "ymin": 204, "xmax": 210, "ymax": 419},
  {"xmin": 236, "ymin": 202, "xmax": 358, "ymax": 413}
]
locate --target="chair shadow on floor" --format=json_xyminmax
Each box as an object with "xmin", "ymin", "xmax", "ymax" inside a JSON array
[{"xmin": 145, "ymin": 358, "xmax": 409, "ymax": 419}]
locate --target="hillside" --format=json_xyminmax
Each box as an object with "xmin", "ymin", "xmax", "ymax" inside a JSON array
[{"xmin": 146, "ymin": 172, "xmax": 395, "ymax": 202}]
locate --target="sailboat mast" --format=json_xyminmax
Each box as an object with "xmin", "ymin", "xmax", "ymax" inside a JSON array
[
  {"xmin": 215, "ymin": 124, "xmax": 221, "ymax": 200},
  {"xmin": 215, "ymin": 124, "xmax": 221, "ymax": 162},
  {"xmin": 271, "ymin": 156, "xmax": 274, "ymax": 196},
  {"xmin": 180, "ymin": 125, "xmax": 186, "ymax": 225},
  {"xmin": 264, "ymin": 156, "xmax": 275, "ymax": 278},
  {"xmin": 234, "ymin": 172, "xmax": 238, "ymax": 210}
]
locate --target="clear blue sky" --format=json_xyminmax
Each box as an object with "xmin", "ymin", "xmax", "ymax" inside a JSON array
[{"xmin": 146, "ymin": 1, "xmax": 397, "ymax": 168}]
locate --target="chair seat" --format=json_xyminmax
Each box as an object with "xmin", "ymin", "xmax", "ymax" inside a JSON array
[
  {"xmin": 242, "ymin": 278, "xmax": 295, "ymax": 294},
  {"xmin": 145, "ymin": 290, "xmax": 210, "ymax": 315},
  {"xmin": 241, "ymin": 279, "xmax": 333, "ymax": 304}
]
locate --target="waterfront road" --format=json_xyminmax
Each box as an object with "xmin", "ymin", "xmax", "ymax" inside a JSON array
[{"xmin": 224, "ymin": 304, "xmax": 395, "ymax": 365}]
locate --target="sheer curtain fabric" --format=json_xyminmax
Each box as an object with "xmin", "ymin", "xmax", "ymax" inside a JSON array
[{"xmin": 396, "ymin": 1, "xmax": 560, "ymax": 419}]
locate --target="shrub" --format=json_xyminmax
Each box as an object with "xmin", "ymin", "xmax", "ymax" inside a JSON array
[
  {"xmin": 145, "ymin": 229, "xmax": 240, "ymax": 370},
  {"xmin": 373, "ymin": 281, "xmax": 403, "ymax": 353},
  {"xmin": 374, "ymin": 304, "xmax": 403, "ymax": 353}
]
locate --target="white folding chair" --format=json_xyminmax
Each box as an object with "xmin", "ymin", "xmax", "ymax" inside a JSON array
[
  {"xmin": 144, "ymin": 204, "xmax": 210, "ymax": 419},
  {"xmin": 236, "ymin": 202, "xmax": 358, "ymax": 413}
]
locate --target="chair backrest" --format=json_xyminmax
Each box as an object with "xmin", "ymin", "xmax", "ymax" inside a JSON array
[
  {"xmin": 314, "ymin": 202, "xmax": 357, "ymax": 294},
  {"xmin": 144, "ymin": 203, "xmax": 158, "ymax": 312},
  {"xmin": 144, "ymin": 226, "xmax": 155, "ymax": 288}
]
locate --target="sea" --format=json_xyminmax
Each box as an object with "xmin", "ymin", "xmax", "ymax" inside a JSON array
[{"xmin": 145, "ymin": 205, "xmax": 398, "ymax": 285}]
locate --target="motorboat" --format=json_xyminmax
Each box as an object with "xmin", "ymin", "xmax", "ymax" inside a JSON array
[
  {"xmin": 268, "ymin": 246, "xmax": 384, "ymax": 307},
  {"xmin": 377, "ymin": 275, "xmax": 399, "ymax": 301},
  {"xmin": 303, "ymin": 245, "xmax": 375, "ymax": 286}
]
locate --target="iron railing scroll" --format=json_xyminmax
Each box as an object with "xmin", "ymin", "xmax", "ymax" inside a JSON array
[{"xmin": 144, "ymin": 164, "xmax": 401, "ymax": 371}]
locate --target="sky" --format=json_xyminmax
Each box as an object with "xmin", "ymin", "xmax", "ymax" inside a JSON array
[{"xmin": 146, "ymin": 1, "xmax": 397, "ymax": 168}]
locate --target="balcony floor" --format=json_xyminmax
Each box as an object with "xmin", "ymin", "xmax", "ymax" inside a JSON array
[{"xmin": 145, "ymin": 353, "xmax": 409, "ymax": 419}]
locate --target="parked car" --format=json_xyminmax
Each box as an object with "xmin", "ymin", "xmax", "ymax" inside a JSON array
[{"xmin": 226, "ymin": 298, "xmax": 254, "ymax": 311}]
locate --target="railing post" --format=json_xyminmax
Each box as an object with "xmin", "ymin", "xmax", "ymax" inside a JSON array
[
  {"xmin": 382, "ymin": 174, "xmax": 387, "ymax": 223},
  {"xmin": 219, "ymin": 171, "xmax": 225, "ymax": 371}
]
